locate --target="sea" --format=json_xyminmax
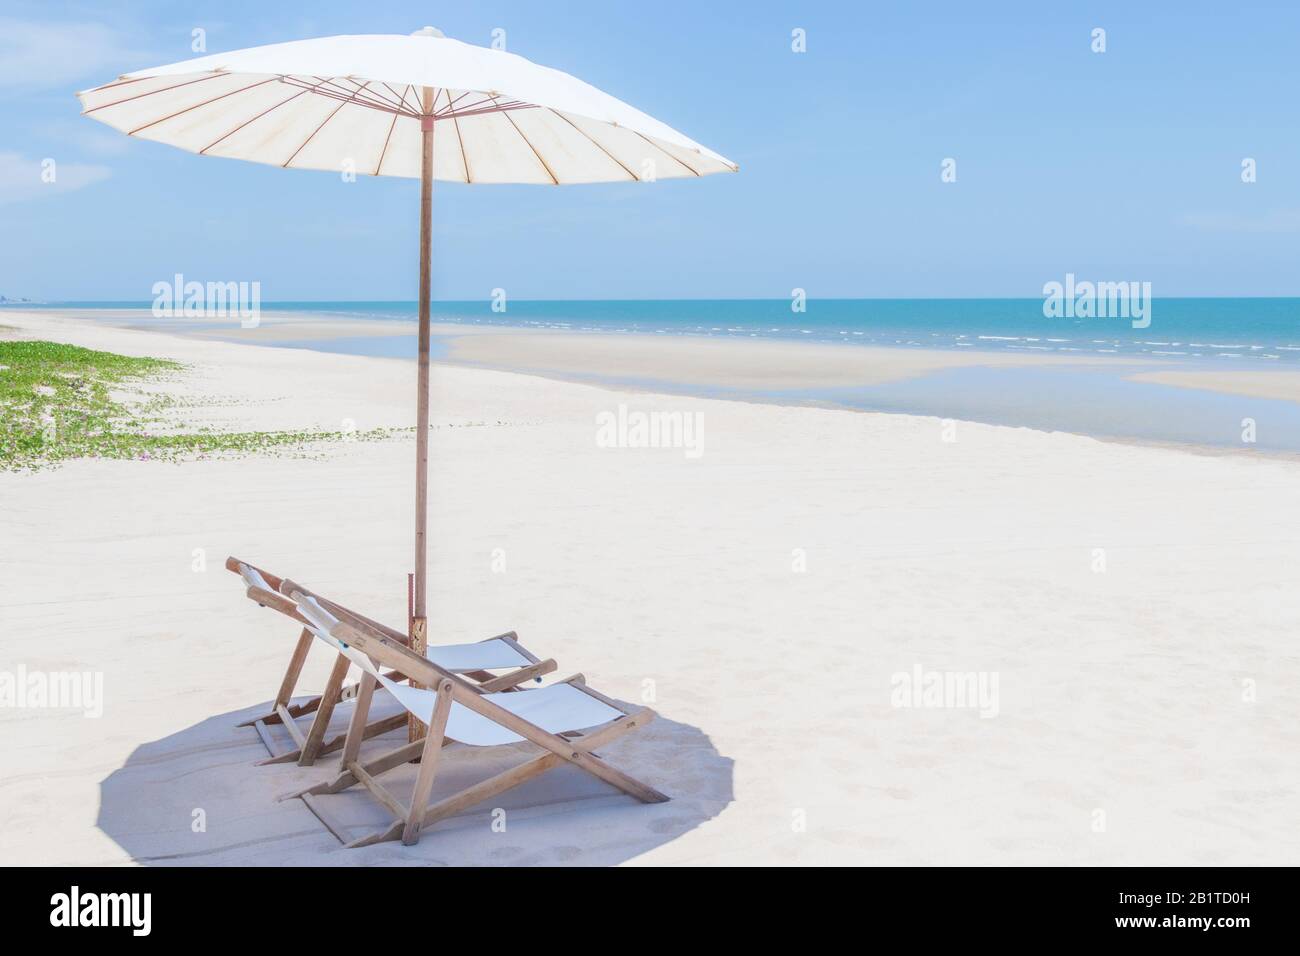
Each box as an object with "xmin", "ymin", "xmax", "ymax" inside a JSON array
[{"xmin": 12, "ymin": 298, "xmax": 1300, "ymax": 452}]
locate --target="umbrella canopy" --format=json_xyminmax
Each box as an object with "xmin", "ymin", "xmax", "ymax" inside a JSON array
[
  {"xmin": 76, "ymin": 29, "xmax": 737, "ymax": 183},
  {"xmin": 77, "ymin": 28, "xmax": 734, "ymax": 733}
]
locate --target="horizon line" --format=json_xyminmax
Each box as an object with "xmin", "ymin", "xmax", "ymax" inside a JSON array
[{"xmin": 8, "ymin": 294, "xmax": 1300, "ymax": 306}]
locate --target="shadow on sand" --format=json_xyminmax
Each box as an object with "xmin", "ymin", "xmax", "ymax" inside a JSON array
[{"xmin": 97, "ymin": 695, "xmax": 732, "ymax": 865}]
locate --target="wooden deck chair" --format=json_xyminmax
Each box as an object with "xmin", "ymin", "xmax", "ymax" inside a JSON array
[
  {"xmin": 279, "ymin": 581, "xmax": 667, "ymax": 847},
  {"xmin": 227, "ymin": 557, "xmax": 556, "ymax": 767}
]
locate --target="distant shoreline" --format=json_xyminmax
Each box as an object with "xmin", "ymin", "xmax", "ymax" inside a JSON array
[
  {"xmin": 12, "ymin": 297, "xmax": 1300, "ymax": 368},
  {"xmin": 9, "ymin": 306, "xmax": 1300, "ymax": 455}
]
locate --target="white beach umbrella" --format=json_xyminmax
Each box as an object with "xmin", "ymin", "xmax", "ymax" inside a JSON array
[
  {"xmin": 77, "ymin": 28, "xmax": 736, "ymax": 707},
  {"xmin": 76, "ymin": 28, "xmax": 736, "ymax": 183}
]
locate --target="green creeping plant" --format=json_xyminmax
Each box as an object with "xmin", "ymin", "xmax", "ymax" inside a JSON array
[{"xmin": 0, "ymin": 340, "xmax": 402, "ymax": 471}]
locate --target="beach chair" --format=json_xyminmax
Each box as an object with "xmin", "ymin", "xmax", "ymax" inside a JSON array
[
  {"xmin": 280, "ymin": 580, "xmax": 667, "ymax": 847},
  {"xmin": 227, "ymin": 557, "xmax": 556, "ymax": 766}
]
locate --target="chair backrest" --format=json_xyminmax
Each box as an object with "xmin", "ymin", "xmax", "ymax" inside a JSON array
[
  {"xmin": 232, "ymin": 559, "xmax": 423, "ymax": 655},
  {"xmin": 295, "ymin": 596, "xmax": 365, "ymax": 661},
  {"xmin": 281, "ymin": 579, "xmax": 468, "ymax": 692}
]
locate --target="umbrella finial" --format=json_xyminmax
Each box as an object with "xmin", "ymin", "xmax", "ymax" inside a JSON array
[{"xmin": 411, "ymin": 26, "xmax": 445, "ymax": 38}]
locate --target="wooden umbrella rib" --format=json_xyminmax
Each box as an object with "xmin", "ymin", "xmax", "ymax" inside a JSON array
[
  {"xmin": 305, "ymin": 84, "xmax": 412, "ymax": 116},
  {"xmin": 439, "ymin": 93, "xmax": 496, "ymax": 116},
  {"xmin": 548, "ymin": 109, "xmax": 638, "ymax": 181},
  {"xmin": 496, "ymin": 100, "xmax": 559, "ymax": 184},
  {"xmin": 91, "ymin": 75, "xmax": 156, "ymax": 92},
  {"xmin": 332, "ymin": 77, "xmax": 407, "ymax": 113},
  {"xmin": 313, "ymin": 76, "xmax": 412, "ymax": 115},
  {"xmin": 435, "ymin": 90, "xmax": 474, "ymax": 116},
  {"xmin": 395, "ymin": 84, "xmax": 420, "ymax": 115},
  {"xmin": 452, "ymin": 108, "xmax": 473, "ymax": 183},
  {"xmin": 83, "ymin": 72, "xmax": 230, "ymax": 115},
  {"xmin": 382, "ymin": 82, "xmax": 417, "ymax": 115},
  {"xmin": 197, "ymin": 80, "xmax": 324, "ymax": 154},
  {"xmin": 447, "ymin": 90, "xmax": 471, "ymax": 183},
  {"xmin": 440, "ymin": 99, "xmax": 533, "ymax": 121},
  {"xmin": 282, "ymin": 84, "xmax": 364, "ymax": 168},
  {"xmin": 278, "ymin": 75, "xmax": 418, "ymax": 117},
  {"xmin": 323, "ymin": 86, "xmax": 403, "ymax": 115},
  {"xmin": 374, "ymin": 107, "xmax": 401, "ymax": 176},
  {"xmin": 631, "ymin": 129, "xmax": 701, "ymax": 177},
  {"xmin": 126, "ymin": 76, "xmax": 280, "ymax": 136}
]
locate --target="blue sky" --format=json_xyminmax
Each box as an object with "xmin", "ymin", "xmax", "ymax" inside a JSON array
[{"xmin": 2, "ymin": 0, "xmax": 1299, "ymax": 300}]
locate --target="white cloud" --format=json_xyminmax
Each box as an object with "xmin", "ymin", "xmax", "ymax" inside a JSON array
[
  {"xmin": 0, "ymin": 17, "xmax": 153, "ymax": 94},
  {"xmin": 0, "ymin": 151, "xmax": 111, "ymax": 205}
]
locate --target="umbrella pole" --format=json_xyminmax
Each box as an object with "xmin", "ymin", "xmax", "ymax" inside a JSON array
[{"xmin": 410, "ymin": 87, "xmax": 435, "ymax": 742}]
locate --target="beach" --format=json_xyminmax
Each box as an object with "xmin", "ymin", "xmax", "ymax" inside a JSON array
[{"xmin": 2, "ymin": 307, "xmax": 1299, "ymax": 866}]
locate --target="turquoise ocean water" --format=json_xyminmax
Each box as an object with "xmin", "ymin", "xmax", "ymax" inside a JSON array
[
  {"xmin": 19, "ymin": 297, "xmax": 1300, "ymax": 361},
  {"xmin": 13, "ymin": 298, "xmax": 1300, "ymax": 452}
]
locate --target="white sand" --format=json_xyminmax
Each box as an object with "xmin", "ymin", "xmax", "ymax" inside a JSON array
[
  {"xmin": 441, "ymin": 327, "xmax": 1153, "ymax": 390},
  {"xmin": 2, "ymin": 309, "xmax": 1298, "ymax": 866},
  {"xmin": 1132, "ymin": 367, "xmax": 1300, "ymax": 404}
]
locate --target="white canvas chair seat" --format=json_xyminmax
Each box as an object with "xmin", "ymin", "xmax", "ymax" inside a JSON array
[
  {"xmin": 424, "ymin": 639, "xmax": 531, "ymax": 673},
  {"xmin": 285, "ymin": 585, "xmax": 667, "ymax": 847},
  {"xmin": 229, "ymin": 557, "xmax": 556, "ymax": 766},
  {"xmin": 404, "ymin": 681, "xmax": 620, "ymax": 746},
  {"xmin": 352, "ymin": 644, "xmax": 620, "ymax": 745},
  {"xmin": 299, "ymin": 598, "xmax": 621, "ymax": 746}
]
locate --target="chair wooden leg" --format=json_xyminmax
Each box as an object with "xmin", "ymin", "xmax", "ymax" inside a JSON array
[
  {"xmin": 402, "ymin": 679, "xmax": 455, "ymax": 845},
  {"xmin": 300, "ymin": 792, "xmax": 353, "ymax": 844},
  {"xmin": 239, "ymin": 627, "xmax": 319, "ymax": 759},
  {"xmin": 237, "ymin": 695, "xmax": 323, "ymax": 730},
  {"xmin": 457, "ymin": 688, "xmax": 670, "ymax": 806},
  {"xmin": 301, "ymin": 709, "xmax": 665, "ymax": 848},
  {"xmin": 416, "ymin": 709, "xmax": 664, "ymax": 833},
  {"xmin": 252, "ymin": 719, "xmax": 278, "ymax": 756},
  {"xmin": 258, "ymin": 712, "xmax": 406, "ymax": 766},
  {"xmin": 297, "ymin": 652, "xmax": 351, "ymax": 766},
  {"xmin": 418, "ymin": 752, "xmax": 564, "ymax": 831},
  {"xmin": 291, "ymin": 736, "xmax": 428, "ymax": 799},
  {"xmin": 340, "ymin": 672, "xmax": 378, "ymax": 768},
  {"xmin": 275, "ymin": 628, "xmax": 314, "ymax": 708}
]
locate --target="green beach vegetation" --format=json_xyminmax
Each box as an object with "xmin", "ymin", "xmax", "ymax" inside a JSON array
[{"xmin": 0, "ymin": 339, "xmax": 399, "ymax": 471}]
